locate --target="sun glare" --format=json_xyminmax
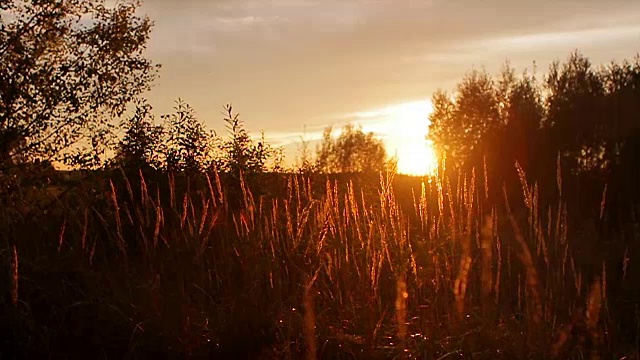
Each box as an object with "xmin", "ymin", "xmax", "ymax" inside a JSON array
[{"xmin": 382, "ymin": 100, "xmax": 438, "ymax": 176}]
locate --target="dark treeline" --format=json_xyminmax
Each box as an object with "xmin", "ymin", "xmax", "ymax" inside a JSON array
[
  {"xmin": 114, "ymin": 101, "xmax": 276, "ymax": 175},
  {"xmin": 429, "ymin": 52, "xmax": 640, "ymax": 227}
]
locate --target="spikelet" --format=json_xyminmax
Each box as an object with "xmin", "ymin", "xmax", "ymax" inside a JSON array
[
  {"xmin": 623, "ymin": 246, "xmax": 629, "ymax": 281},
  {"xmin": 599, "ymin": 184, "xmax": 607, "ymax": 221},
  {"xmin": 205, "ymin": 172, "xmax": 217, "ymax": 207},
  {"xmin": 515, "ymin": 161, "xmax": 532, "ymax": 210},
  {"xmin": 556, "ymin": 153, "xmax": 562, "ymax": 197},
  {"xmin": 139, "ymin": 169, "xmax": 149, "ymax": 207},
  {"xmin": 483, "ymin": 155, "xmax": 489, "ymax": 200},
  {"xmin": 303, "ymin": 271, "xmax": 319, "ymax": 360},
  {"xmin": 81, "ymin": 209, "xmax": 88, "ymax": 251},
  {"xmin": 551, "ymin": 310, "xmax": 580, "ymax": 358},
  {"xmin": 495, "ymin": 228, "xmax": 502, "ymax": 304},
  {"xmin": 214, "ymin": 168, "xmax": 224, "ymax": 206},
  {"xmin": 168, "ymin": 172, "xmax": 176, "ymax": 208},
  {"xmin": 10, "ymin": 245, "xmax": 18, "ymax": 307},
  {"xmin": 454, "ymin": 170, "xmax": 475, "ymax": 320},
  {"xmin": 586, "ymin": 276, "xmax": 602, "ymax": 330},
  {"xmin": 480, "ymin": 212, "xmax": 494, "ymax": 305},
  {"xmin": 454, "ymin": 254, "xmax": 472, "ymax": 321},
  {"xmin": 586, "ymin": 276, "xmax": 603, "ymax": 360},
  {"xmin": 57, "ymin": 218, "xmax": 67, "ymax": 253},
  {"xmin": 109, "ymin": 180, "xmax": 127, "ymax": 257},
  {"xmin": 395, "ymin": 275, "xmax": 409, "ymax": 340},
  {"xmin": 552, "ymin": 275, "xmax": 604, "ymax": 359},
  {"xmin": 504, "ymin": 184, "xmax": 543, "ymax": 324}
]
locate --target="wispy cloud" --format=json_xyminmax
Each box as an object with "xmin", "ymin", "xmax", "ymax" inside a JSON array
[
  {"xmin": 480, "ymin": 25, "xmax": 640, "ymax": 51},
  {"xmin": 404, "ymin": 8, "xmax": 640, "ymax": 68}
]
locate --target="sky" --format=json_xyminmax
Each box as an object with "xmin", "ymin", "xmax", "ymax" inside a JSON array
[{"xmin": 139, "ymin": 0, "xmax": 640, "ymax": 171}]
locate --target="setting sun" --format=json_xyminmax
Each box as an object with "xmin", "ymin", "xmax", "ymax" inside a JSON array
[
  {"xmin": 395, "ymin": 139, "xmax": 438, "ymax": 176},
  {"xmin": 373, "ymin": 100, "xmax": 438, "ymax": 176}
]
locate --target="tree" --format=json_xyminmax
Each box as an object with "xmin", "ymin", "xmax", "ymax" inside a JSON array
[
  {"xmin": 600, "ymin": 57, "xmax": 640, "ymax": 228},
  {"xmin": 429, "ymin": 65, "xmax": 550, "ymax": 203},
  {"xmin": 296, "ymin": 126, "xmax": 315, "ymax": 174},
  {"xmin": 315, "ymin": 126, "xmax": 335, "ymax": 173},
  {"xmin": 427, "ymin": 52, "xmax": 640, "ymax": 208},
  {"xmin": 113, "ymin": 100, "xmax": 163, "ymax": 170},
  {"xmin": 429, "ymin": 69, "xmax": 501, "ymax": 170},
  {"xmin": 0, "ymin": 0, "xmax": 158, "ymax": 170},
  {"xmin": 600, "ymin": 57, "xmax": 640, "ymax": 166},
  {"xmin": 315, "ymin": 124, "xmax": 387, "ymax": 173},
  {"xmin": 544, "ymin": 51, "xmax": 606, "ymax": 172},
  {"xmin": 501, "ymin": 69, "xmax": 545, "ymax": 176},
  {"xmin": 161, "ymin": 100, "xmax": 216, "ymax": 173},
  {"xmin": 428, "ymin": 91, "xmax": 458, "ymax": 164},
  {"xmin": 220, "ymin": 104, "xmax": 273, "ymax": 177},
  {"xmin": 270, "ymin": 146, "xmax": 286, "ymax": 173}
]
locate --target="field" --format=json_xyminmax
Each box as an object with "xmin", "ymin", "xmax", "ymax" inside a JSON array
[
  {"xmin": 2, "ymin": 164, "xmax": 638, "ymax": 359},
  {"xmin": 3, "ymin": 1, "xmax": 640, "ymax": 358}
]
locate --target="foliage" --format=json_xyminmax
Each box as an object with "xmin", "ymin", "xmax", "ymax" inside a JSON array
[
  {"xmin": 270, "ymin": 145, "xmax": 287, "ymax": 173},
  {"xmin": 0, "ymin": 0, "xmax": 158, "ymax": 169},
  {"xmin": 296, "ymin": 126, "xmax": 315, "ymax": 174},
  {"xmin": 112, "ymin": 101, "xmax": 276, "ymax": 176},
  {"xmin": 315, "ymin": 123, "xmax": 387, "ymax": 173},
  {"xmin": 429, "ymin": 51, "xmax": 640, "ymax": 183},
  {"xmin": 113, "ymin": 99, "xmax": 163, "ymax": 170},
  {"xmin": 429, "ymin": 69, "xmax": 501, "ymax": 170},
  {"xmin": 160, "ymin": 100, "xmax": 217, "ymax": 173},
  {"xmin": 220, "ymin": 104, "xmax": 273, "ymax": 177},
  {"xmin": 544, "ymin": 52, "xmax": 607, "ymax": 171},
  {"xmin": 501, "ymin": 68, "xmax": 544, "ymax": 169}
]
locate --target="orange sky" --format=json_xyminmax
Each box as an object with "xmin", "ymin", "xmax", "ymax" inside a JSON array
[{"xmin": 140, "ymin": 0, "xmax": 640, "ymax": 165}]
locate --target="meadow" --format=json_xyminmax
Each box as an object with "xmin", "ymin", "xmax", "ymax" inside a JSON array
[
  {"xmin": 2, "ymin": 161, "xmax": 637, "ymax": 359},
  {"xmin": 3, "ymin": 1, "xmax": 640, "ymax": 358}
]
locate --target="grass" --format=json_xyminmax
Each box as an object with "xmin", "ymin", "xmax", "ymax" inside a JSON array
[{"xmin": 1, "ymin": 164, "xmax": 638, "ymax": 359}]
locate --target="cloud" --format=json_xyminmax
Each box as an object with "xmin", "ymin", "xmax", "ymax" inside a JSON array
[
  {"xmin": 433, "ymin": 6, "xmax": 638, "ymax": 69},
  {"xmin": 142, "ymin": 0, "xmax": 640, "ymax": 147},
  {"xmin": 480, "ymin": 25, "xmax": 640, "ymax": 51},
  {"xmin": 213, "ymin": 15, "xmax": 266, "ymax": 26}
]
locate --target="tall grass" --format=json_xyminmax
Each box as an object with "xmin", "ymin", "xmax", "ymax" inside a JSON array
[{"xmin": 1, "ymin": 163, "xmax": 635, "ymax": 358}]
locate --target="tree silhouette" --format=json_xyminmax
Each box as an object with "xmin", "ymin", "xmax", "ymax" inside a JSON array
[
  {"xmin": 544, "ymin": 51, "xmax": 606, "ymax": 173},
  {"xmin": 315, "ymin": 124, "xmax": 387, "ymax": 173},
  {"xmin": 296, "ymin": 126, "xmax": 315, "ymax": 174},
  {"xmin": 600, "ymin": 57, "xmax": 640, "ymax": 229},
  {"xmin": 501, "ymin": 67, "xmax": 545, "ymax": 178},
  {"xmin": 220, "ymin": 104, "xmax": 273, "ymax": 178},
  {"xmin": 427, "ymin": 51, "xmax": 640, "ymax": 210},
  {"xmin": 0, "ymin": 0, "xmax": 158, "ymax": 169},
  {"xmin": 114, "ymin": 100, "xmax": 163, "ymax": 170},
  {"xmin": 600, "ymin": 57, "xmax": 640, "ymax": 166},
  {"xmin": 429, "ymin": 69, "xmax": 500, "ymax": 171},
  {"xmin": 161, "ymin": 100, "xmax": 216, "ymax": 173}
]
